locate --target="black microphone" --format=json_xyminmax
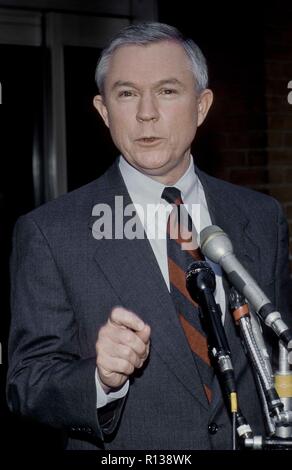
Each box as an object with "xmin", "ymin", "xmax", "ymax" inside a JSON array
[
  {"xmin": 200, "ymin": 225, "xmax": 292, "ymax": 350},
  {"xmin": 186, "ymin": 261, "xmax": 236, "ymax": 396},
  {"xmin": 186, "ymin": 261, "xmax": 254, "ymax": 443}
]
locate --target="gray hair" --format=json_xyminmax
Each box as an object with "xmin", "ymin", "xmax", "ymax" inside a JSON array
[{"xmin": 95, "ymin": 22, "xmax": 208, "ymax": 95}]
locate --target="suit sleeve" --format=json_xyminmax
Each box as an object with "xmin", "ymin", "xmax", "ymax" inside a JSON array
[{"xmin": 7, "ymin": 215, "xmax": 125, "ymax": 442}]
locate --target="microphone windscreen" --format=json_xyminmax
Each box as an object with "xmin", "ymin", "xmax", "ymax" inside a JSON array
[{"xmin": 200, "ymin": 225, "xmax": 233, "ymax": 263}]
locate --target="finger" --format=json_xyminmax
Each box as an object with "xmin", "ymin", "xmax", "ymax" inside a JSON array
[
  {"xmin": 138, "ymin": 340, "xmax": 151, "ymax": 364},
  {"xmin": 97, "ymin": 336, "xmax": 148, "ymax": 368},
  {"xmin": 98, "ymin": 353, "xmax": 135, "ymax": 377},
  {"xmin": 110, "ymin": 306, "xmax": 146, "ymax": 332},
  {"xmin": 110, "ymin": 326, "xmax": 150, "ymax": 355},
  {"xmin": 136, "ymin": 324, "xmax": 151, "ymax": 344}
]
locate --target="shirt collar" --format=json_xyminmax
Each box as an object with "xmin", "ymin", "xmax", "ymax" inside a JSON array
[{"xmin": 119, "ymin": 155, "xmax": 199, "ymax": 205}]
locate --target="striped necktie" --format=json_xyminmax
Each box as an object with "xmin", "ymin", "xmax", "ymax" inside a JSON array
[{"xmin": 162, "ymin": 186, "xmax": 213, "ymax": 403}]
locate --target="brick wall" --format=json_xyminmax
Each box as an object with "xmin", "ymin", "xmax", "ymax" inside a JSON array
[
  {"xmin": 159, "ymin": 2, "xmax": 292, "ymax": 266},
  {"xmin": 191, "ymin": 5, "xmax": 292, "ymax": 272},
  {"xmin": 264, "ymin": 7, "xmax": 292, "ymax": 272}
]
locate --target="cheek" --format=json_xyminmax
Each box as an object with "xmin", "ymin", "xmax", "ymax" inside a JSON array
[
  {"xmin": 165, "ymin": 102, "xmax": 198, "ymax": 128},
  {"xmin": 107, "ymin": 117, "xmax": 134, "ymax": 150},
  {"xmin": 168, "ymin": 111, "xmax": 198, "ymax": 144},
  {"xmin": 109, "ymin": 107, "xmax": 135, "ymax": 133}
]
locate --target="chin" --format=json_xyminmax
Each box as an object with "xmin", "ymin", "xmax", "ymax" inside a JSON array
[{"xmin": 135, "ymin": 153, "xmax": 170, "ymax": 170}]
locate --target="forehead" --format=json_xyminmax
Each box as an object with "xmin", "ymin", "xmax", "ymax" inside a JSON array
[{"xmin": 105, "ymin": 40, "xmax": 194, "ymax": 88}]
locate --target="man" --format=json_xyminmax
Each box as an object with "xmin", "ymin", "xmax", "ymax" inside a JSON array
[{"xmin": 7, "ymin": 22, "xmax": 292, "ymax": 450}]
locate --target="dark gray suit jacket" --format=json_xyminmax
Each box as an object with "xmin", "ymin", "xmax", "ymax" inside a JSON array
[{"xmin": 7, "ymin": 160, "xmax": 292, "ymax": 449}]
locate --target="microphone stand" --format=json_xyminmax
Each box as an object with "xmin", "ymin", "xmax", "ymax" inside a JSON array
[
  {"xmin": 229, "ymin": 287, "xmax": 292, "ymax": 449},
  {"xmin": 274, "ymin": 342, "xmax": 292, "ymax": 439},
  {"xmin": 199, "ymin": 224, "xmax": 292, "ymax": 449}
]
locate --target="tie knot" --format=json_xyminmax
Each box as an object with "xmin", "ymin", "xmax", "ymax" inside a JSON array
[{"xmin": 161, "ymin": 187, "xmax": 183, "ymax": 206}]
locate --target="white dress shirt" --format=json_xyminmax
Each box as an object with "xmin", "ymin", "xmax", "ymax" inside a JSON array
[{"xmin": 95, "ymin": 155, "xmax": 226, "ymax": 408}]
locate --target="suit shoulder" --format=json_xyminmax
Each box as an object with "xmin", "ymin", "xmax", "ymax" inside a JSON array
[{"xmin": 17, "ymin": 176, "xmax": 105, "ymax": 229}]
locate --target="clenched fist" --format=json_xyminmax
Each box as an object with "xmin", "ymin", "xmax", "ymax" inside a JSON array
[{"xmin": 96, "ymin": 307, "xmax": 151, "ymax": 392}]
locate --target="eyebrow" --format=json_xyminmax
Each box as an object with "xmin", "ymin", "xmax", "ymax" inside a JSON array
[{"xmin": 111, "ymin": 78, "xmax": 185, "ymax": 91}]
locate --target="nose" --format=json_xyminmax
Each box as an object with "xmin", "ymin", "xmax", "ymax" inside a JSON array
[{"xmin": 136, "ymin": 92, "xmax": 159, "ymax": 122}]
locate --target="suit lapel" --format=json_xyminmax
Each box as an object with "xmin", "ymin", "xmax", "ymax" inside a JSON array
[
  {"xmin": 88, "ymin": 163, "xmax": 209, "ymax": 410},
  {"xmin": 197, "ymin": 169, "xmax": 260, "ymax": 282}
]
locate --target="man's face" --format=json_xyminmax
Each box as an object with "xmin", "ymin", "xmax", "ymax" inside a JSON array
[{"xmin": 94, "ymin": 40, "xmax": 213, "ymax": 184}]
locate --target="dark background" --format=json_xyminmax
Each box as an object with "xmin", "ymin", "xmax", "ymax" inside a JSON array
[{"xmin": 0, "ymin": 0, "xmax": 292, "ymax": 456}]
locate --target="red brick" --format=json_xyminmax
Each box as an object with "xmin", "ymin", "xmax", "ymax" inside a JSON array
[
  {"xmin": 284, "ymin": 133, "xmax": 292, "ymax": 147},
  {"xmin": 267, "ymin": 131, "xmax": 284, "ymax": 148},
  {"xmin": 268, "ymin": 150, "xmax": 292, "ymax": 165},
  {"xmin": 281, "ymin": 62, "xmax": 292, "ymax": 79},
  {"xmin": 227, "ymin": 133, "xmax": 251, "ymax": 149},
  {"xmin": 218, "ymin": 151, "xmax": 247, "ymax": 167},
  {"xmin": 213, "ymin": 169, "xmax": 231, "ymax": 182},
  {"xmin": 249, "ymin": 132, "xmax": 268, "ymax": 149},
  {"xmin": 213, "ymin": 133, "xmax": 229, "ymax": 148},
  {"xmin": 266, "ymin": 44, "xmax": 292, "ymax": 62},
  {"xmin": 268, "ymin": 114, "xmax": 292, "ymax": 130},
  {"xmin": 266, "ymin": 79, "xmax": 291, "ymax": 96},
  {"xmin": 268, "ymin": 167, "xmax": 286, "ymax": 184},
  {"xmin": 266, "ymin": 96, "xmax": 291, "ymax": 113},
  {"xmin": 269, "ymin": 186, "xmax": 292, "ymax": 202},
  {"xmin": 285, "ymin": 204, "xmax": 292, "ymax": 219},
  {"xmin": 265, "ymin": 61, "xmax": 283, "ymax": 79},
  {"xmin": 247, "ymin": 151, "xmax": 268, "ymax": 166},
  {"xmin": 284, "ymin": 169, "xmax": 292, "ymax": 183},
  {"xmin": 220, "ymin": 116, "xmax": 249, "ymax": 132},
  {"xmin": 230, "ymin": 168, "xmax": 269, "ymax": 186}
]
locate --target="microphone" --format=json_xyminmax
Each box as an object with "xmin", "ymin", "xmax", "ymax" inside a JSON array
[
  {"xmin": 186, "ymin": 261, "xmax": 236, "ymax": 396},
  {"xmin": 186, "ymin": 261, "xmax": 253, "ymax": 443},
  {"xmin": 200, "ymin": 225, "xmax": 292, "ymax": 350}
]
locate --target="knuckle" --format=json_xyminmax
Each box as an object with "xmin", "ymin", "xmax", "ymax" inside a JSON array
[
  {"xmin": 124, "ymin": 330, "xmax": 133, "ymax": 344},
  {"xmin": 120, "ymin": 360, "xmax": 134, "ymax": 375},
  {"xmin": 128, "ymin": 363, "xmax": 135, "ymax": 375},
  {"xmin": 139, "ymin": 344, "xmax": 147, "ymax": 357},
  {"xmin": 118, "ymin": 360, "xmax": 127, "ymax": 374},
  {"xmin": 124, "ymin": 347, "xmax": 134, "ymax": 362}
]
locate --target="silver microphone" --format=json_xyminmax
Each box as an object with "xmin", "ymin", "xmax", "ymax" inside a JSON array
[{"xmin": 200, "ymin": 225, "xmax": 292, "ymax": 350}]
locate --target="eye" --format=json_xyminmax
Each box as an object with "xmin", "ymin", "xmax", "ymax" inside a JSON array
[
  {"xmin": 160, "ymin": 88, "xmax": 178, "ymax": 95},
  {"xmin": 118, "ymin": 90, "xmax": 135, "ymax": 98}
]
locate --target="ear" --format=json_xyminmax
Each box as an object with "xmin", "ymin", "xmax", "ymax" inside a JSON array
[
  {"xmin": 93, "ymin": 95, "xmax": 109, "ymax": 128},
  {"xmin": 197, "ymin": 89, "xmax": 213, "ymax": 127}
]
